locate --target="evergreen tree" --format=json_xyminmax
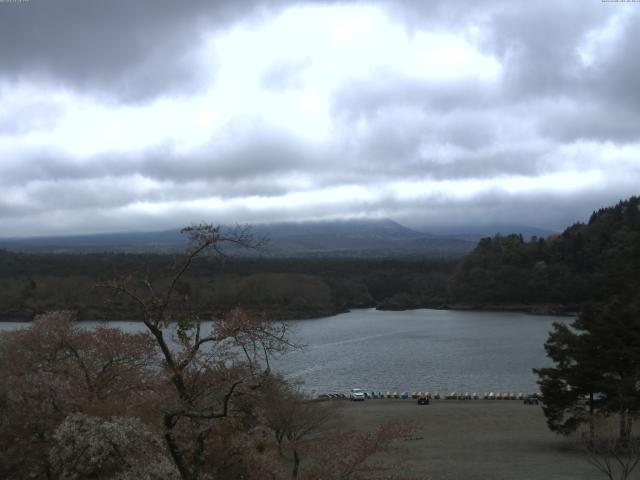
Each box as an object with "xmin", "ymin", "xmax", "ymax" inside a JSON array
[
  {"xmin": 535, "ymin": 293, "xmax": 640, "ymax": 441},
  {"xmin": 534, "ymin": 315, "xmax": 605, "ymax": 438}
]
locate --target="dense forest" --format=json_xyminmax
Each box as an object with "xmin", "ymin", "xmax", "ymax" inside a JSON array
[
  {"xmin": 0, "ymin": 252, "xmax": 454, "ymax": 320},
  {"xmin": 0, "ymin": 196, "xmax": 637, "ymax": 320},
  {"xmin": 449, "ymin": 196, "xmax": 640, "ymax": 310}
]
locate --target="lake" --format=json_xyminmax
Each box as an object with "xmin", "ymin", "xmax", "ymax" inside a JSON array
[{"xmin": 0, "ymin": 308, "xmax": 568, "ymax": 395}]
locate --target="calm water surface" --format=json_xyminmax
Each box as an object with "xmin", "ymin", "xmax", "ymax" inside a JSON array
[
  {"xmin": 274, "ymin": 308, "xmax": 568, "ymax": 395},
  {"xmin": 0, "ymin": 308, "xmax": 568, "ymax": 394}
]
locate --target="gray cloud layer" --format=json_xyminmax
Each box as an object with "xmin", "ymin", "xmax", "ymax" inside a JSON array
[
  {"xmin": 0, "ymin": 0, "xmax": 278, "ymax": 101},
  {"xmin": 1, "ymin": 0, "xmax": 639, "ymax": 236}
]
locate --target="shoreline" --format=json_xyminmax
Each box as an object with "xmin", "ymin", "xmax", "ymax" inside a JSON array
[
  {"xmin": 447, "ymin": 304, "xmax": 576, "ymax": 316},
  {"xmin": 0, "ymin": 303, "xmax": 576, "ymax": 323}
]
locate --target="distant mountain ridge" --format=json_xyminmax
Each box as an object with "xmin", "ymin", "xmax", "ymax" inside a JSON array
[
  {"xmin": 0, "ymin": 229, "xmax": 187, "ymax": 254},
  {"xmin": 252, "ymin": 219, "xmax": 445, "ymax": 256},
  {"xmin": 0, "ymin": 218, "xmax": 555, "ymax": 258},
  {"xmin": 0, "ymin": 219, "xmax": 467, "ymax": 257}
]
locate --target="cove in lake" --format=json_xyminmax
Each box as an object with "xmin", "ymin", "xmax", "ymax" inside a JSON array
[{"xmin": 0, "ymin": 308, "xmax": 569, "ymax": 395}]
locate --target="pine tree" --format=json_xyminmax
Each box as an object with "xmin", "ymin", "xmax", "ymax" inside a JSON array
[{"xmin": 535, "ymin": 293, "xmax": 640, "ymax": 441}]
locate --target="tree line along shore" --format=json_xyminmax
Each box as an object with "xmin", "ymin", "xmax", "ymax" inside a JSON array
[{"xmin": 1, "ymin": 196, "xmax": 637, "ymax": 322}]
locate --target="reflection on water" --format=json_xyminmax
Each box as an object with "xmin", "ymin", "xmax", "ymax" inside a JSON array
[{"xmin": 0, "ymin": 308, "xmax": 569, "ymax": 394}]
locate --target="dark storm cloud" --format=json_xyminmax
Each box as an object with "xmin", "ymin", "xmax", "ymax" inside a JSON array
[{"xmin": 0, "ymin": 0, "xmax": 278, "ymax": 101}]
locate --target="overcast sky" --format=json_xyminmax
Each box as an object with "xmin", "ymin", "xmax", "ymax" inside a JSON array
[{"xmin": 1, "ymin": 0, "xmax": 639, "ymax": 237}]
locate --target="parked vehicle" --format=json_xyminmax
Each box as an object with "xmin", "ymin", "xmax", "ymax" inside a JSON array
[
  {"xmin": 349, "ymin": 388, "xmax": 366, "ymax": 401},
  {"xmin": 523, "ymin": 394, "xmax": 539, "ymax": 405}
]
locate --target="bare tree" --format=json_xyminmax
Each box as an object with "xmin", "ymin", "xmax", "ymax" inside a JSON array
[{"xmin": 101, "ymin": 224, "xmax": 294, "ymax": 480}]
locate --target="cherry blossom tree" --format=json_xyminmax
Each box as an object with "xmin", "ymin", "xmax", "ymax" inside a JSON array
[
  {"xmin": 0, "ymin": 225, "xmax": 419, "ymax": 480},
  {"xmin": 101, "ymin": 224, "xmax": 295, "ymax": 480},
  {"xmin": 260, "ymin": 378, "xmax": 334, "ymax": 476},
  {"xmin": 0, "ymin": 311, "xmax": 158, "ymax": 479},
  {"xmin": 299, "ymin": 421, "xmax": 417, "ymax": 480},
  {"xmin": 49, "ymin": 414, "xmax": 179, "ymax": 480}
]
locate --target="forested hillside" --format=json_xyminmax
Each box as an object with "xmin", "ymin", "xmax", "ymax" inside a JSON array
[
  {"xmin": 1, "ymin": 197, "xmax": 637, "ymax": 320},
  {"xmin": 0, "ymin": 252, "xmax": 454, "ymax": 320},
  {"xmin": 449, "ymin": 196, "xmax": 640, "ymax": 309}
]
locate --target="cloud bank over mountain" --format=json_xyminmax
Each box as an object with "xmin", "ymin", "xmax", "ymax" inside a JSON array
[{"xmin": 1, "ymin": 0, "xmax": 638, "ymax": 236}]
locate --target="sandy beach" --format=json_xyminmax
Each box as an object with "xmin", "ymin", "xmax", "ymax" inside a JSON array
[{"xmin": 328, "ymin": 399, "xmax": 601, "ymax": 480}]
